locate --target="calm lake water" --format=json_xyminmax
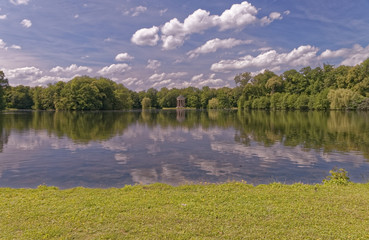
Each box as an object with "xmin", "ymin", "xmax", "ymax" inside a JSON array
[{"xmin": 1, "ymin": 110, "xmax": 369, "ymax": 188}]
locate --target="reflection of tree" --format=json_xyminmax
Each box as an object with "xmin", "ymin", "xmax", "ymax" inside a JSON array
[
  {"xmin": 235, "ymin": 111, "xmax": 369, "ymax": 159},
  {"xmin": 0, "ymin": 114, "xmax": 11, "ymax": 152},
  {"xmin": 2, "ymin": 111, "xmax": 138, "ymax": 143},
  {"xmin": 2, "ymin": 110, "xmax": 369, "ymax": 159}
]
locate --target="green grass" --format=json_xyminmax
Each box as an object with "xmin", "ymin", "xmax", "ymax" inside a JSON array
[{"xmin": 1, "ymin": 182, "xmax": 369, "ymax": 239}]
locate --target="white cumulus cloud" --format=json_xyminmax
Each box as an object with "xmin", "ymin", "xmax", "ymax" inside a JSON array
[
  {"xmin": 211, "ymin": 45, "xmax": 319, "ymax": 72},
  {"xmin": 5, "ymin": 66, "xmax": 42, "ymax": 85},
  {"xmin": 10, "ymin": 45, "xmax": 21, "ymax": 50},
  {"xmin": 0, "ymin": 39, "xmax": 6, "ymax": 49},
  {"xmin": 33, "ymin": 76, "xmax": 70, "ymax": 85},
  {"xmin": 10, "ymin": 0, "xmax": 29, "ymax": 5},
  {"xmin": 0, "ymin": 39, "xmax": 22, "ymax": 51},
  {"xmin": 50, "ymin": 64, "xmax": 93, "ymax": 76},
  {"xmin": 118, "ymin": 77, "xmax": 138, "ymax": 86},
  {"xmin": 149, "ymin": 72, "xmax": 188, "ymax": 83},
  {"xmin": 320, "ymin": 44, "xmax": 369, "ymax": 66},
  {"xmin": 124, "ymin": 6, "xmax": 147, "ymax": 17},
  {"xmin": 260, "ymin": 12, "xmax": 283, "ymax": 26},
  {"xmin": 97, "ymin": 63, "xmax": 131, "ymax": 76},
  {"xmin": 115, "ymin": 52, "xmax": 134, "ymax": 62},
  {"xmin": 159, "ymin": 8, "xmax": 168, "ymax": 16},
  {"xmin": 187, "ymin": 38, "xmax": 252, "ymax": 58},
  {"xmin": 190, "ymin": 73, "xmax": 224, "ymax": 88},
  {"xmin": 191, "ymin": 74, "xmax": 204, "ymax": 81},
  {"xmin": 20, "ymin": 19, "xmax": 32, "ymax": 28},
  {"xmin": 146, "ymin": 59, "xmax": 161, "ymax": 70},
  {"xmin": 215, "ymin": 1, "xmax": 258, "ymax": 31},
  {"xmin": 0, "ymin": 15, "xmax": 7, "ymax": 20},
  {"xmin": 131, "ymin": 26, "xmax": 159, "ymax": 46},
  {"xmin": 133, "ymin": 1, "xmax": 285, "ymax": 50}
]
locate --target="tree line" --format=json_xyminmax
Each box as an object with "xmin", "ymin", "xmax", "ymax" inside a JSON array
[{"xmin": 0, "ymin": 58, "xmax": 368, "ymax": 111}]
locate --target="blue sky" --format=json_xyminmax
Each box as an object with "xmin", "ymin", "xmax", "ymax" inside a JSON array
[{"xmin": 1, "ymin": 0, "xmax": 369, "ymax": 90}]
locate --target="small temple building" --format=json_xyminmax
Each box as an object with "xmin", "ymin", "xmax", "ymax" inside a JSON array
[{"xmin": 176, "ymin": 95, "xmax": 186, "ymax": 108}]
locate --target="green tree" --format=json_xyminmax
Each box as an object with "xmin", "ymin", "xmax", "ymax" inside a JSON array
[
  {"xmin": 0, "ymin": 71, "xmax": 9, "ymax": 110},
  {"xmin": 234, "ymin": 72, "xmax": 252, "ymax": 87},
  {"xmin": 208, "ymin": 98, "xmax": 220, "ymax": 109},
  {"xmin": 200, "ymin": 86, "xmax": 216, "ymax": 109},
  {"xmin": 146, "ymin": 88, "xmax": 159, "ymax": 109},
  {"xmin": 56, "ymin": 76, "xmax": 102, "ymax": 110},
  {"xmin": 266, "ymin": 76, "xmax": 283, "ymax": 94},
  {"xmin": 216, "ymin": 87, "xmax": 233, "ymax": 109},
  {"xmin": 114, "ymin": 84, "xmax": 133, "ymax": 109},
  {"xmin": 141, "ymin": 97, "xmax": 151, "ymax": 109},
  {"xmin": 7, "ymin": 85, "xmax": 34, "ymax": 109},
  {"xmin": 283, "ymin": 69, "xmax": 306, "ymax": 94},
  {"xmin": 93, "ymin": 78, "xmax": 116, "ymax": 110},
  {"xmin": 270, "ymin": 92, "xmax": 283, "ymax": 110},
  {"xmin": 183, "ymin": 87, "xmax": 201, "ymax": 108},
  {"xmin": 327, "ymin": 88, "xmax": 363, "ymax": 110},
  {"xmin": 130, "ymin": 90, "xmax": 142, "ymax": 109}
]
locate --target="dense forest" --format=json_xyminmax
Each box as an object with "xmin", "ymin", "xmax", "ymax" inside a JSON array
[{"xmin": 1, "ymin": 58, "xmax": 369, "ymax": 111}]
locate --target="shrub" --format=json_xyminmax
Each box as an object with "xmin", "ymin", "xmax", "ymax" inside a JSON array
[{"xmin": 323, "ymin": 168, "xmax": 350, "ymax": 185}]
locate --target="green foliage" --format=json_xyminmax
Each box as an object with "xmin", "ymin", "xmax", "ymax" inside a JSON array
[
  {"xmin": 251, "ymin": 96, "xmax": 270, "ymax": 109},
  {"xmin": 200, "ymin": 86, "xmax": 216, "ymax": 109},
  {"xmin": 145, "ymin": 88, "xmax": 159, "ymax": 109},
  {"xmin": 6, "ymin": 85, "xmax": 33, "ymax": 109},
  {"xmin": 358, "ymin": 98, "xmax": 369, "ymax": 110},
  {"xmin": 216, "ymin": 87, "xmax": 233, "ymax": 109},
  {"xmin": 327, "ymin": 88, "xmax": 363, "ymax": 110},
  {"xmin": 113, "ymin": 85, "xmax": 133, "ymax": 110},
  {"xmin": 29, "ymin": 77, "xmax": 133, "ymax": 111},
  {"xmin": 157, "ymin": 87, "xmax": 179, "ymax": 108},
  {"xmin": 141, "ymin": 97, "xmax": 151, "ymax": 109},
  {"xmin": 266, "ymin": 75, "xmax": 283, "ymax": 94},
  {"xmin": 130, "ymin": 90, "xmax": 142, "ymax": 109},
  {"xmin": 237, "ymin": 58, "xmax": 369, "ymax": 111},
  {"xmin": 296, "ymin": 94, "xmax": 309, "ymax": 110},
  {"xmin": 234, "ymin": 72, "xmax": 252, "ymax": 87},
  {"xmin": 0, "ymin": 71, "xmax": 9, "ymax": 110},
  {"xmin": 208, "ymin": 97, "xmax": 220, "ymax": 109},
  {"xmin": 323, "ymin": 168, "xmax": 351, "ymax": 185},
  {"xmin": 310, "ymin": 89, "xmax": 330, "ymax": 110},
  {"xmin": 270, "ymin": 92, "xmax": 283, "ymax": 110},
  {"xmin": 3, "ymin": 58, "xmax": 369, "ymax": 111}
]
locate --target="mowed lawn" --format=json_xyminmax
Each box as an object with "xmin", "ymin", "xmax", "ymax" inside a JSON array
[{"xmin": 1, "ymin": 182, "xmax": 369, "ymax": 239}]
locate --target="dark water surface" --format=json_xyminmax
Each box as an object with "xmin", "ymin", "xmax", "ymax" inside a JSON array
[{"xmin": 1, "ymin": 110, "xmax": 369, "ymax": 188}]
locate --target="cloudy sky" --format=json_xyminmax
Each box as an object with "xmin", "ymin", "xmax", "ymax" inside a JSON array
[{"xmin": 1, "ymin": 0, "xmax": 369, "ymax": 90}]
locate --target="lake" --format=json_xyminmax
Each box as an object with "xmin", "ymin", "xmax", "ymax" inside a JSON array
[{"xmin": 1, "ymin": 110, "xmax": 369, "ymax": 188}]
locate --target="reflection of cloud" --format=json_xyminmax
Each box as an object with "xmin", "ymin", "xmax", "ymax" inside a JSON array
[
  {"xmin": 0, "ymin": 157, "xmax": 21, "ymax": 178},
  {"xmin": 130, "ymin": 164, "xmax": 186, "ymax": 185},
  {"xmin": 115, "ymin": 153, "xmax": 128, "ymax": 165},
  {"xmin": 8, "ymin": 130, "xmax": 47, "ymax": 150},
  {"xmin": 211, "ymin": 142, "xmax": 367, "ymax": 167},
  {"xmin": 189, "ymin": 155, "xmax": 239, "ymax": 176},
  {"xmin": 101, "ymin": 139, "xmax": 129, "ymax": 151},
  {"xmin": 149, "ymin": 126, "xmax": 187, "ymax": 143},
  {"xmin": 146, "ymin": 143, "xmax": 161, "ymax": 155},
  {"xmin": 131, "ymin": 168, "xmax": 159, "ymax": 185},
  {"xmin": 161, "ymin": 164, "xmax": 187, "ymax": 184}
]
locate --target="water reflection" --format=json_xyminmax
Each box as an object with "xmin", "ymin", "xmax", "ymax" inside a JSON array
[{"xmin": 0, "ymin": 110, "xmax": 369, "ymax": 188}]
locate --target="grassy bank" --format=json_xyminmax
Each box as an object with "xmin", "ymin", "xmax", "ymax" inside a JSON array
[{"xmin": 1, "ymin": 182, "xmax": 369, "ymax": 239}]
